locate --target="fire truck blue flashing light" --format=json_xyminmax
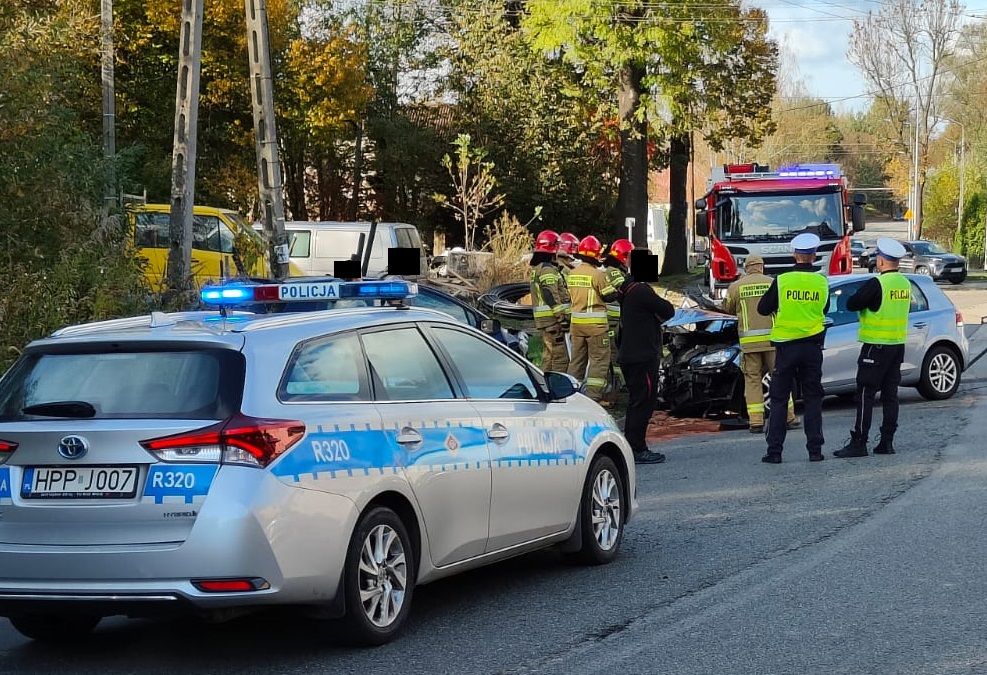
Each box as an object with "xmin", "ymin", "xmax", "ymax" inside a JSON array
[
  {"xmin": 777, "ymin": 163, "xmax": 841, "ymax": 178},
  {"xmin": 200, "ymin": 279, "xmax": 418, "ymax": 306}
]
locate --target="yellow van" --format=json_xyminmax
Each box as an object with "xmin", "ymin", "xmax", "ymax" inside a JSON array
[{"xmin": 129, "ymin": 204, "xmax": 271, "ymax": 289}]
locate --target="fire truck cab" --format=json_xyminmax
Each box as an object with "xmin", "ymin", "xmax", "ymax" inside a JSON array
[{"xmin": 694, "ymin": 163, "xmax": 867, "ymax": 299}]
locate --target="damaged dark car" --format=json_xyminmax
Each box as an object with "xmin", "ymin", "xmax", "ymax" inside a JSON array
[{"xmin": 656, "ymin": 306, "xmax": 746, "ymax": 419}]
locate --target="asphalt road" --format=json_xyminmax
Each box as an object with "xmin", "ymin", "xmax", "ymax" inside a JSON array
[{"xmin": 4, "ymin": 221, "xmax": 987, "ymax": 674}]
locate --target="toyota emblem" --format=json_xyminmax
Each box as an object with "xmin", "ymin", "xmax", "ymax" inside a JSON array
[{"xmin": 57, "ymin": 435, "xmax": 89, "ymax": 460}]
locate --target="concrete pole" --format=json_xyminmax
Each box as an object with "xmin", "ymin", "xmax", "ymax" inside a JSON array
[
  {"xmin": 245, "ymin": 0, "xmax": 290, "ymax": 278},
  {"xmin": 166, "ymin": 0, "xmax": 204, "ymax": 293},
  {"xmin": 100, "ymin": 0, "xmax": 116, "ymax": 216}
]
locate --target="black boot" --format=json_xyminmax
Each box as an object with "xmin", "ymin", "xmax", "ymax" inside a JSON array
[
  {"xmin": 834, "ymin": 432, "xmax": 868, "ymax": 458},
  {"xmin": 873, "ymin": 435, "xmax": 896, "ymax": 454}
]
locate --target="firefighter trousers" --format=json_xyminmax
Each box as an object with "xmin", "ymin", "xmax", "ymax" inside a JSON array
[
  {"xmin": 567, "ymin": 326, "xmax": 609, "ymax": 402},
  {"xmin": 741, "ymin": 350, "xmax": 795, "ymax": 426},
  {"xmin": 538, "ymin": 322, "xmax": 570, "ymax": 373}
]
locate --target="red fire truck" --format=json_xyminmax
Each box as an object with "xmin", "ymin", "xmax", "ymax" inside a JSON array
[{"xmin": 694, "ymin": 163, "xmax": 867, "ymax": 298}]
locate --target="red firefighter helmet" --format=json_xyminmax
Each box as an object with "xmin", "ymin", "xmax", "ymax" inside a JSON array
[
  {"xmin": 533, "ymin": 229, "xmax": 560, "ymax": 254},
  {"xmin": 608, "ymin": 238, "xmax": 634, "ymax": 266},
  {"xmin": 577, "ymin": 235, "xmax": 603, "ymax": 260},
  {"xmin": 558, "ymin": 232, "xmax": 580, "ymax": 255}
]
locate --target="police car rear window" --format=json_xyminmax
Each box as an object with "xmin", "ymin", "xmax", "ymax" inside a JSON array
[{"xmin": 0, "ymin": 348, "xmax": 244, "ymax": 420}]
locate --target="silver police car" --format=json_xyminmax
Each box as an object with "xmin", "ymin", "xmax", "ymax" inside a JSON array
[{"xmin": 0, "ymin": 280, "xmax": 635, "ymax": 645}]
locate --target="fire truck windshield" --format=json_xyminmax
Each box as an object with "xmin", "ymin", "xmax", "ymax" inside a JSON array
[{"xmin": 716, "ymin": 190, "xmax": 843, "ymax": 242}]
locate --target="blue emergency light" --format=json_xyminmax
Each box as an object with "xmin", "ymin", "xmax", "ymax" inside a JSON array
[
  {"xmin": 200, "ymin": 279, "xmax": 418, "ymax": 306},
  {"xmin": 777, "ymin": 163, "xmax": 840, "ymax": 178}
]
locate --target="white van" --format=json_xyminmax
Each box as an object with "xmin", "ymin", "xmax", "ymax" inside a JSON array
[{"xmin": 285, "ymin": 221, "xmax": 426, "ymax": 278}]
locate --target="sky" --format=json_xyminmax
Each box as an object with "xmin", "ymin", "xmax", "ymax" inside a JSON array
[{"xmin": 758, "ymin": 0, "xmax": 987, "ymax": 114}]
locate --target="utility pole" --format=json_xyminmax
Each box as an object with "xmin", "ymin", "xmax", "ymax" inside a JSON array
[
  {"xmin": 245, "ymin": 0, "xmax": 290, "ymax": 278},
  {"xmin": 100, "ymin": 0, "xmax": 116, "ymax": 219},
  {"xmin": 166, "ymin": 0, "xmax": 204, "ymax": 293}
]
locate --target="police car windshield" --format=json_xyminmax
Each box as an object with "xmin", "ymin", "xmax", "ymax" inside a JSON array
[{"xmin": 718, "ymin": 191, "xmax": 843, "ymax": 241}]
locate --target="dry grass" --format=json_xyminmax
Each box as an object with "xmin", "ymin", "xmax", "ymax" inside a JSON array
[{"xmin": 476, "ymin": 212, "xmax": 533, "ymax": 292}]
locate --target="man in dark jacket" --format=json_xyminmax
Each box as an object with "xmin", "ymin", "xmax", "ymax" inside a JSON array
[{"xmin": 617, "ymin": 277, "xmax": 675, "ymax": 464}]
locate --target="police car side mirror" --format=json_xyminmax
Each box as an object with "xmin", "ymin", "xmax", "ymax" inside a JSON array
[{"xmin": 543, "ymin": 371, "xmax": 576, "ymax": 401}]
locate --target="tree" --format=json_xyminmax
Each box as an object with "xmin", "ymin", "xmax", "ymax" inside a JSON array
[
  {"xmin": 848, "ymin": 0, "xmax": 964, "ymax": 239},
  {"xmin": 0, "ymin": 0, "xmax": 147, "ymax": 366},
  {"xmin": 440, "ymin": 0, "xmax": 616, "ymax": 236},
  {"xmin": 433, "ymin": 135, "xmax": 506, "ymax": 250},
  {"xmin": 522, "ymin": 1, "xmax": 777, "ymax": 274}
]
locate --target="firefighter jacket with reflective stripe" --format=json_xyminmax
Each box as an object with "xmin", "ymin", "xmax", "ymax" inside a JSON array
[
  {"xmin": 770, "ymin": 271, "xmax": 828, "ymax": 342},
  {"xmin": 858, "ymin": 272, "xmax": 910, "ymax": 344},
  {"xmin": 567, "ymin": 262, "xmax": 615, "ymax": 328},
  {"xmin": 603, "ymin": 265, "xmax": 627, "ymax": 324},
  {"xmin": 724, "ymin": 272, "xmax": 774, "ymax": 353},
  {"xmin": 530, "ymin": 262, "xmax": 570, "ymax": 330}
]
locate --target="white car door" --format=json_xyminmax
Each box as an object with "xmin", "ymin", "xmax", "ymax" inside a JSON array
[
  {"xmin": 424, "ymin": 325, "xmax": 582, "ymax": 552},
  {"xmin": 361, "ymin": 325, "xmax": 492, "ymax": 567}
]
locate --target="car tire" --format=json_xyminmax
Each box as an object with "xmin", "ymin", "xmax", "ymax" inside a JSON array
[
  {"xmin": 341, "ymin": 506, "xmax": 415, "ymax": 646},
  {"xmin": 917, "ymin": 345, "xmax": 961, "ymax": 400},
  {"xmin": 949, "ymin": 271, "xmax": 967, "ymax": 284},
  {"xmin": 571, "ymin": 455, "xmax": 624, "ymax": 565},
  {"xmin": 8, "ymin": 614, "xmax": 101, "ymax": 643}
]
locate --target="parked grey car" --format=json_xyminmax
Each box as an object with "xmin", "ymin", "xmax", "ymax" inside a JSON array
[
  {"xmin": 661, "ymin": 273, "xmax": 970, "ymax": 416},
  {"xmin": 868, "ymin": 240, "xmax": 967, "ymax": 284}
]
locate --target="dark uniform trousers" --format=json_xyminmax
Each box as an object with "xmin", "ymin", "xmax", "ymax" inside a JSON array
[
  {"xmin": 853, "ymin": 343, "xmax": 905, "ymax": 439},
  {"xmin": 766, "ymin": 341, "xmax": 825, "ymax": 456},
  {"xmin": 621, "ymin": 359, "xmax": 659, "ymax": 455}
]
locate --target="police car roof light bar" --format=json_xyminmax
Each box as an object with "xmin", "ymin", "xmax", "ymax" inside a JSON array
[{"xmin": 199, "ymin": 279, "xmax": 418, "ymax": 306}]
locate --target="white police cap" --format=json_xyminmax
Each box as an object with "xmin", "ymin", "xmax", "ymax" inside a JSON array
[
  {"xmin": 791, "ymin": 232, "xmax": 821, "ymax": 253},
  {"xmin": 876, "ymin": 237, "xmax": 906, "ymax": 261}
]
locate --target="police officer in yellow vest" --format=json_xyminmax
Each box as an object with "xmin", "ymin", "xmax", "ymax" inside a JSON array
[
  {"xmin": 567, "ymin": 235, "xmax": 618, "ymax": 404},
  {"xmin": 756, "ymin": 233, "xmax": 829, "ymax": 463},
  {"xmin": 833, "ymin": 237, "xmax": 911, "ymax": 458},
  {"xmin": 529, "ymin": 229, "xmax": 571, "ymax": 373},
  {"xmin": 723, "ymin": 254, "xmax": 799, "ymax": 433}
]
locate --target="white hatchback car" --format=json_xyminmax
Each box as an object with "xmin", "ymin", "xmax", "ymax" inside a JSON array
[{"xmin": 0, "ymin": 280, "xmax": 635, "ymax": 645}]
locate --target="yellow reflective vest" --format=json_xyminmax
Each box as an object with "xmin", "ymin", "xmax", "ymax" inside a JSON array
[
  {"xmin": 724, "ymin": 272, "xmax": 774, "ymax": 353},
  {"xmin": 858, "ymin": 273, "xmax": 910, "ymax": 344},
  {"xmin": 771, "ymin": 272, "xmax": 828, "ymax": 342}
]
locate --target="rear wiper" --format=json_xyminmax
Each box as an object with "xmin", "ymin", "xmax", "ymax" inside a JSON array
[{"xmin": 22, "ymin": 401, "xmax": 97, "ymax": 418}]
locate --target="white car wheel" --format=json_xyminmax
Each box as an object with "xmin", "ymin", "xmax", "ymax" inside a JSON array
[
  {"xmin": 342, "ymin": 506, "xmax": 415, "ymax": 645},
  {"xmin": 573, "ymin": 455, "xmax": 624, "ymax": 565}
]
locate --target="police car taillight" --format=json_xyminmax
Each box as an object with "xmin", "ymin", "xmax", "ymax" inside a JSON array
[
  {"xmin": 0, "ymin": 439, "xmax": 17, "ymax": 465},
  {"xmin": 140, "ymin": 414, "xmax": 305, "ymax": 468},
  {"xmin": 956, "ymin": 311, "xmax": 964, "ymax": 327}
]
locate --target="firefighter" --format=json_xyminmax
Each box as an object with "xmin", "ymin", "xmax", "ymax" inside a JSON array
[
  {"xmin": 600, "ymin": 239, "xmax": 634, "ymax": 400},
  {"xmin": 529, "ymin": 230, "xmax": 571, "ymax": 373},
  {"xmin": 833, "ymin": 237, "xmax": 910, "ymax": 457},
  {"xmin": 756, "ymin": 233, "xmax": 829, "ymax": 463},
  {"xmin": 566, "ymin": 235, "xmax": 618, "ymax": 404},
  {"xmin": 557, "ymin": 232, "xmax": 580, "ymax": 275},
  {"xmin": 722, "ymin": 254, "xmax": 799, "ymax": 433}
]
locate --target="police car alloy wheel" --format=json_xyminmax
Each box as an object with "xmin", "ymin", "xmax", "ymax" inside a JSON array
[
  {"xmin": 8, "ymin": 614, "xmax": 102, "ymax": 643},
  {"xmin": 573, "ymin": 456, "xmax": 624, "ymax": 565},
  {"xmin": 342, "ymin": 506, "xmax": 415, "ymax": 645}
]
